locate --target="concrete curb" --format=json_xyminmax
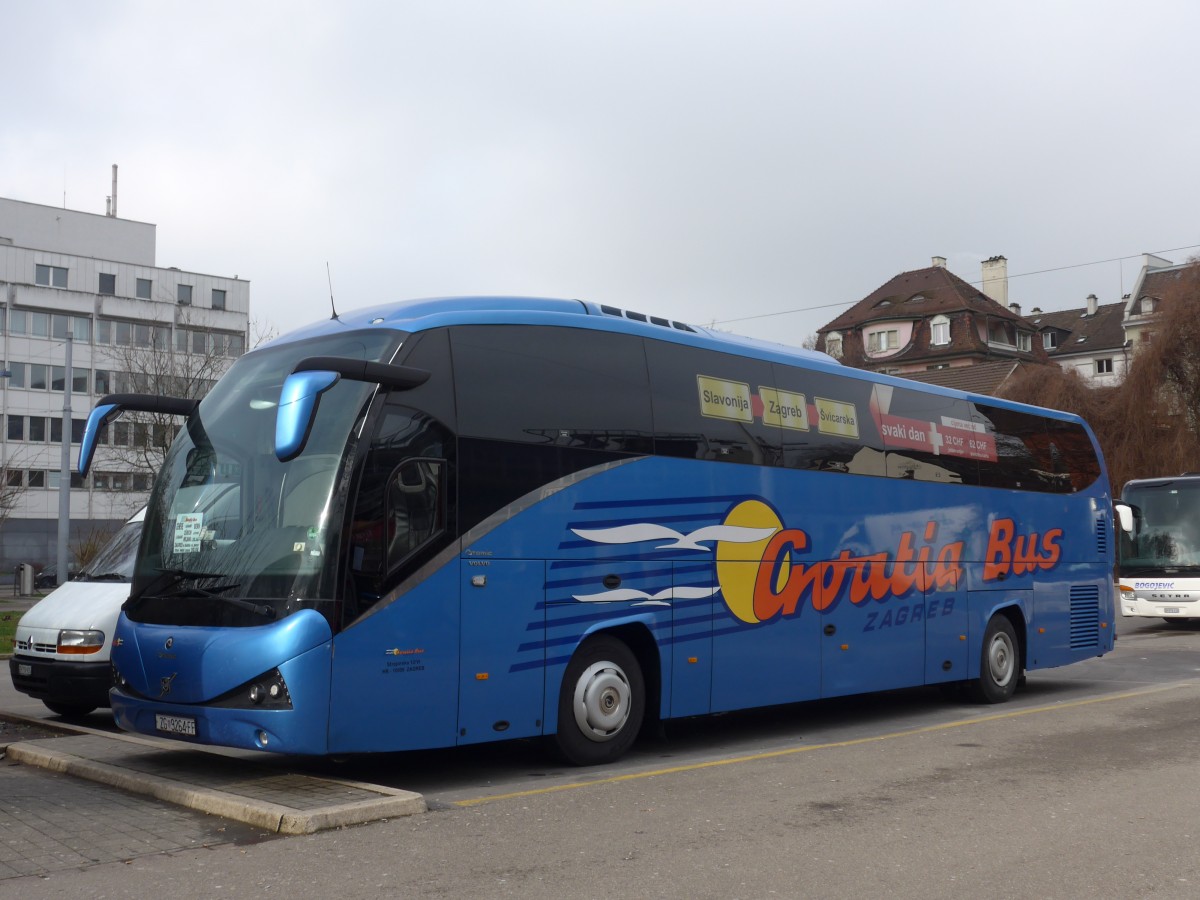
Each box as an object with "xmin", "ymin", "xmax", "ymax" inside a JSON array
[{"xmin": 4, "ymin": 737, "xmax": 427, "ymax": 835}]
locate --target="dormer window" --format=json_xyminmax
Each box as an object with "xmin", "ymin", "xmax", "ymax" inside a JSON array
[
  {"xmin": 825, "ymin": 331, "xmax": 843, "ymax": 359},
  {"xmin": 905, "ymin": 294, "xmax": 927, "ymax": 304},
  {"xmin": 930, "ymin": 315, "xmax": 950, "ymax": 345},
  {"xmin": 866, "ymin": 329, "xmax": 899, "ymax": 353},
  {"xmin": 1043, "ymin": 332, "xmax": 1058, "ymax": 349}
]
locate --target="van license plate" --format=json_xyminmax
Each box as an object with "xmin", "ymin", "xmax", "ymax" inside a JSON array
[{"xmin": 155, "ymin": 714, "xmax": 196, "ymax": 736}]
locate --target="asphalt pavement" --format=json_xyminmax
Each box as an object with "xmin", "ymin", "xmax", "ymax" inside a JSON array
[{"xmin": 0, "ymin": 592, "xmax": 424, "ymax": 882}]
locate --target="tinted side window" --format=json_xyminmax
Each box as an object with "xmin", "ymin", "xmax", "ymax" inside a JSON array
[
  {"xmin": 648, "ymin": 342, "xmax": 781, "ymax": 465},
  {"xmin": 973, "ymin": 404, "xmax": 1095, "ymax": 493},
  {"xmin": 452, "ymin": 325, "xmax": 653, "ymax": 454},
  {"xmin": 773, "ymin": 364, "xmax": 882, "ymax": 475},
  {"xmin": 350, "ymin": 404, "xmax": 452, "ymax": 612},
  {"xmin": 869, "ymin": 384, "xmax": 981, "ymax": 485},
  {"xmin": 394, "ymin": 328, "xmax": 457, "ymax": 431}
]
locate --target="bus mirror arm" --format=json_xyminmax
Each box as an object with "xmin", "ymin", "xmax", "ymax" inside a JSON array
[
  {"xmin": 274, "ymin": 357, "xmax": 432, "ymax": 462},
  {"xmin": 79, "ymin": 393, "xmax": 200, "ymax": 478},
  {"xmin": 292, "ymin": 356, "xmax": 431, "ymax": 391}
]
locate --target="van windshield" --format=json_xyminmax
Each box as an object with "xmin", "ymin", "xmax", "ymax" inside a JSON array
[{"xmin": 80, "ymin": 516, "xmax": 144, "ymax": 582}]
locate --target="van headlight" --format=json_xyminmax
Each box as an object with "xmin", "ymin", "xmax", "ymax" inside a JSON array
[{"xmin": 58, "ymin": 630, "xmax": 105, "ymax": 655}]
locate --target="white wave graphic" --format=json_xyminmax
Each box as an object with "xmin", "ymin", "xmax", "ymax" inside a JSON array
[
  {"xmin": 571, "ymin": 523, "xmax": 777, "ymax": 551},
  {"xmin": 572, "ymin": 585, "xmax": 721, "ymax": 606}
]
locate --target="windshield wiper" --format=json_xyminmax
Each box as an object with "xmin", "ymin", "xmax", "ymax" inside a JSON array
[
  {"xmin": 83, "ymin": 572, "xmax": 130, "ymax": 582},
  {"xmin": 162, "ymin": 585, "xmax": 275, "ymax": 620},
  {"xmin": 135, "ymin": 568, "xmax": 275, "ymax": 620}
]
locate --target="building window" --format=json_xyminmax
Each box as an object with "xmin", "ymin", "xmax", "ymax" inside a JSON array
[
  {"xmin": 212, "ymin": 288, "xmax": 226, "ymax": 310},
  {"xmin": 27, "ymin": 471, "xmax": 46, "ymax": 489},
  {"xmin": 29, "ymin": 417, "xmax": 46, "ymax": 441},
  {"xmin": 866, "ymin": 329, "xmax": 899, "ymax": 353},
  {"xmin": 930, "ymin": 315, "xmax": 950, "ymax": 346},
  {"xmin": 1096, "ymin": 358, "xmax": 1114, "ymax": 375},
  {"xmin": 178, "ymin": 284, "xmax": 193, "ymax": 305},
  {"xmin": 29, "ymin": 364, "xmax": 47, "ymax": 390},
  {"xmin": 29, "ymin": 312, "xmax": 49, "ymax": 337},
  {"xmin": 1043, "ymin": 332, "xmax": 1058, "ymax": 349},
  {"xmin": 824, "ymin": 331, "xmax": 843, "ymax": 359},
  {"xmin": 5, "ymin": 469, "xmax": 21, "ymax": 488},
  {"xmin": 35, "ymin": 264, "xmax": 68, "ymax": 288},
  {"xmin": 4, "ymin": 362, "xmax": 24, "ymax": 388},
  {"xmin": 99, "ymin": 273, "xmax": 116, "ymax": 295},
  {"xmin": 94, "ymin": 369, "xmax": 112, "ymax": 394},
  {"xmin": 7, "ymin": 415, "xmax": 24, "ymax": 441},
  {"xmin": 7, "ymin": 309, "xmax": 26, "ymax": 334},
  {"xmin": 136, "ymin": 278, "xmax": 152, "ymax": 299},
  {"xmin": 1017, "ymin": 332, "xmax": 1032, "ymax": 352}
]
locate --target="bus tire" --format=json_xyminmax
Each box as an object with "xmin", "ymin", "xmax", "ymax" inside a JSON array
[
  {"xmin": 969, "ymin": 615, "xmax": 1020, "ymax": 704},
  {"xmin": 554, "ymin": 635, "xmax": 645, "ymax": 766}
]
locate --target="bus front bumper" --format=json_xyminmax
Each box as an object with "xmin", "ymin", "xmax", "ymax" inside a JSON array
[{"xmin": 1118, "ymin": 587, "xmax": 1200, "ymax": 619}]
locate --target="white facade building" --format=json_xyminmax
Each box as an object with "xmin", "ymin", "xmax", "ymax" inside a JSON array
[{"xmin": 0, "ymin": 196, "xmax": 249, "ymax": 573}]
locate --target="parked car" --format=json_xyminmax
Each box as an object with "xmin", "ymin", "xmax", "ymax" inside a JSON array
[
  {"xmin": 33, "ymin": 561, "xmax": 80, "ymax": 590},
  {"xmin": 9, "ymin": 508, "xmax": 145, "ymax": 718}
]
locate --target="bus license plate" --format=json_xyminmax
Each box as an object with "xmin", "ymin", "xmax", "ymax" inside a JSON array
[
  {"xmin": 155, "ymin": 714, "xmax": 196, "ymax": 736},
  {"xmin": 1165, "ymin": 608, "xmax": 1181, "ymax": 614}
]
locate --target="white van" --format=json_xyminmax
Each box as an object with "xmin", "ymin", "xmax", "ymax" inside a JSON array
[{"xmin": 9, "ymin": 507, "xmax": 145, "ymax": 718}]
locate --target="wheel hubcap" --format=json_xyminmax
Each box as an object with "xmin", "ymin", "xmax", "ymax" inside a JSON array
[
  {"xmin": 987, "ymin": 633, "xmax": 1015, "ymax": 687},
  {"xmin": 573, "ymin": 661, "xmax": 631, "ymax": 743}
]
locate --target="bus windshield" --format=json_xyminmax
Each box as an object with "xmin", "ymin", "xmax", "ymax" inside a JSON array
[
  {"xmin": 1119, "ymin": 479, "xmax": 1200, "ymax": 573},
  {"xmin": 128, "ymin": 328, "xmax": 405, "ymax": 628}
]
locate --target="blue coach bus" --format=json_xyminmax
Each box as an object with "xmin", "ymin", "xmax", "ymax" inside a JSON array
[{"xmin": 80, "ymin": 296, "xmax": 1115, "ymax": 764}]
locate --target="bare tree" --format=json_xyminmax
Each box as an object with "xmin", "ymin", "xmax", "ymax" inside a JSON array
[
  {"xmin": 93, "ymin": 314, "xmax": 273, "ymax": 481},
  {"xmin": 999, "ymin": 259, "xmax": 1200, "ymax": 491}
]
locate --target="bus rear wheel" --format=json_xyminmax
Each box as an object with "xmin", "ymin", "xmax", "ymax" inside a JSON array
[
  {"xmin": 969, "ymin": 615, "xmax": 1020, "ymax": 704},
  {"xmin": 554, "ymin": 635, "xmax": 645, "ymax": 766}
]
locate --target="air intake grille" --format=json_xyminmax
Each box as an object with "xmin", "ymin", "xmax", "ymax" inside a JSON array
[
  {"xmin": 599, "ymin": 305, "xmax": 697, "ymax": 333},
  {"xmin": 1069, "ymin": 585, "xmax": 1101, "ymax": 649},
  {"xmin": 1095, "ymin": 512, "xmax": 1108, "ymax": 557}
]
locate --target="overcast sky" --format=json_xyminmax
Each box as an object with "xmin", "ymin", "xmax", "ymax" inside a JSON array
[{"xmin": 4, "ymin": 1, "xmax": 1198, "ymax": 345}]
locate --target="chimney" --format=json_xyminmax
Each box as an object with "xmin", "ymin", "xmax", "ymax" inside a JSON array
[
  {"xmin": 110, "ymin": 164, "xmax": 118, "ymax": 218},
  {"xmin": 932, "ymin": 256, "xmax": 947, "ymax": 268},
  {"xmin": 981, "ymin": 255, "xmax": 1008, "ymax": 307},
  {"xmin": 1031, "ymin": 307, "xmax": 1042, "ymax": 315},
  {"xmin": 1009, "ymin": 302, "xmax": 1021, "ymax": 316},
  {"xmin": 1086, "ymin": 293, "xmax": 1098, "ymax": 316}
]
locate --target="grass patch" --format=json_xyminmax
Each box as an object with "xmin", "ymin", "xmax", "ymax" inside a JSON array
[{"xmin": 0, "ymin": 608, "xmax": 20, "ymax": 659}]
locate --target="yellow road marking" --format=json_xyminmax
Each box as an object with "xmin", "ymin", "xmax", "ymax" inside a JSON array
[{"xmin": 454, "ymin": 681, "xmax": 1194, "ymax": 807}]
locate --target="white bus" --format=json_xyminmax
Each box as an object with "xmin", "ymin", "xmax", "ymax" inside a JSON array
[{"xmin": 1117, "ymin": 476, "xmax": 1200, "ymax": 624}]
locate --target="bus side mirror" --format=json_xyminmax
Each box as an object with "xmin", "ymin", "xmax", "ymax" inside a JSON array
[
  {"xmin": 1115, "ymin": 503, "xmax": 1134, "ymax": 534},
  {"xmin": 79, "ymin": 393, "xmax": 199, "ymax": 477},
  {"xmin": 274, "ymin": 356, "xmax": 430, "ymax": 462},
  {"xmin": 79, "ymin": 402, "xmax": 124, "ymax": 478},
  {"xmin": 275, "ymin": 370, "xmax": 341, "ymax": 462}
]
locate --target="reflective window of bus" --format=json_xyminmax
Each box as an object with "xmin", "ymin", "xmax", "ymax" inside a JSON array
[
  {"xmin": 452, "ymin": 326, "xmax": 653, "ymax": 454},
  {"xmin": 648, "ymin": 342, "xmax": 781, "ymax": 466},
  {"xmin": 869, "ymin": 384, "xmax": 980, "ymax": 485},
  {"xmin": 772, "ymin": 364, "xmax": 881, "ymax": 475}
]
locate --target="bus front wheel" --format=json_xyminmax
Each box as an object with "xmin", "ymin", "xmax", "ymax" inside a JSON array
[
  {"xmin": 970, "ymin": 615, "xmax": 1020, "ymax": 703},
  {"xmin": 554, "ymin": 635, "xmax": 645, "ymax": 766}
]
